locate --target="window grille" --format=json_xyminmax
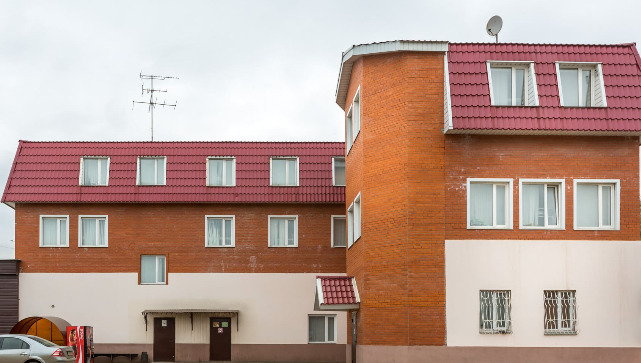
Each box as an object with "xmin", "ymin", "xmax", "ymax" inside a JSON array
[
  {"xmin": 544, "ymin": 290, "xmax": 577, "ymax": 335},
  {"xmin": 479, "ymin": 290, "xmax": 511, "ymax": 334}
]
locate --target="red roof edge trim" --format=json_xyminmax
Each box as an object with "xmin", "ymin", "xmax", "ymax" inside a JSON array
[
  {"xmin": 1, "ymin": 140, "xmax": 23, "ymax": 208},
  {"xmin": 628, "ymin": 43, "xmax": 641, "ymax": 75}
]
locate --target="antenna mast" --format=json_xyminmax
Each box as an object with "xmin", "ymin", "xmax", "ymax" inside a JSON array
[{"xmin": 133, "ymin": 73, "xmax": 179, "ymax": 141}]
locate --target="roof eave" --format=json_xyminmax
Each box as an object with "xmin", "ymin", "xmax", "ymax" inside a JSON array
[
  {"xmin": 335, "ymin": 40, "xmax": 449, "ymax": 110},
  {"xmin": 444, "ymin": 129, "xmax": 641, "ymax": 136},
  {"xmin": 317, "ymin": 303, "xmax": 360, "ymax": 311}
]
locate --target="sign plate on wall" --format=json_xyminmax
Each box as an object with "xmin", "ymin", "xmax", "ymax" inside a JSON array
[
  {"xmin": 212, "ymin": 322, "xmax": 220, "ymax": 327},
  {"xmin": 162, "ymin": 320, "xmax": 167, "ymax": 327},
  {"xmin": 221, "ymin": 322, "xmax": 229, "ymax": 328},
  {"xmin": 218, "ymin": 328, "xmax": 223, "ymax": 334}
]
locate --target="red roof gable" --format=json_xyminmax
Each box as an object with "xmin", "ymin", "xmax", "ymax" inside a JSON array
[
  {"xmin": 2, "ymin": 141, "xmax": 345, "ymax": 204},
  {"xmin": 447, "ymin": 43, "xmax": 641, "ymax": 134},
  {"xmin": 317, "ymin": 276, "xmax": 359, "ymax": 305}
]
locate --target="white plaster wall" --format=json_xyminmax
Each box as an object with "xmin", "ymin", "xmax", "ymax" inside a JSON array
[
  {"xmin": 19, "ymin": 273, "xmax": 347, "ymax": 345},
  {"xmin": 446, "ymin": 240, "xmax": 641, "ymax": 347}
]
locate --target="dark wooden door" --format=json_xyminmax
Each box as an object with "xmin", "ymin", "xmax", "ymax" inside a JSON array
[
  {"xmin": 153, "ymin": 318, "xmax": 175, "ymax": 362},
  {"xmin": 209, "ymin": 317, "xmax": 231, "ymax": 361}
]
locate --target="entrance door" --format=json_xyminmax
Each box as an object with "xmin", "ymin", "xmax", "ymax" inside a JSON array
[
  {"xmin": 153, "ymin": 318, "xmax": 175, "ymax": 362},
  {"xmin": 209, "ymin": 317, "xmax": 231, "ymax": 361}
]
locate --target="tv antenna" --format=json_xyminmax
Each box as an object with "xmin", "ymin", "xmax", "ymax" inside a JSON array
[
  {"xmin": 133, "ymin": 73, "xmax": 178, "ymax": 141},
  {"xmin": 486, "ymin": 15, "xmax": 503, "ymax": 43}
]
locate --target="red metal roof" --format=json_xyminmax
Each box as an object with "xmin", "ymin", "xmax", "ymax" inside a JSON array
[
  {"xmin": 447, "ymin": 43, "xmax": 641, "ymax": 133},
  {"xmin": 317, "ymin": 276, "xmax": 359, "ymax": 305},
  {"xmin": 2, "ymin": 141, "xmax": 345, "ymax": 204}
]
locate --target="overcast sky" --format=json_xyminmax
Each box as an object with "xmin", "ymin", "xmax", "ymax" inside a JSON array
[{"xmin": 1, "ymin": 0, "xmax": 640, "ymax": 258}]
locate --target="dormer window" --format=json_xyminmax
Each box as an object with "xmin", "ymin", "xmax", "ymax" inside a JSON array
[
  {"xmin": 270, "ymin": 157, "xmax": 299, "ymax": 186},
  {"xmin": 487, "ymin": 62, "xmax": 538, "ymax": 106},
  {"xmin": 80, "ymin": 157, "xmax": 109, "ymax": 186},
  {"xmin": 137, "ymin": 156, "xmax": 166, "ymax": 186},
  {"xmin": 556, "ymin": 63, "xmax": 606, "ymax": 107}
]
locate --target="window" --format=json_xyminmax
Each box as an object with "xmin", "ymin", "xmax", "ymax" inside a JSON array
[
  {"xmin": 333, "ymin": 157, "xmax": 345, "ymax": 186},
  {"xmin": 78, "ymin": 216, "xmax": 108, "ymax": 247},
  {"xmin": 479, "ymin": 290, "xmax": 511, "ymax": 334},
  {"xmin": 207, "ymin": 157, "xmax": 235, "ymax": 186},
  {"xmin": 544, "ymin": 290, "xmax": 577, "ymax": 335},
  {"xmin": 269, "ymin": 216, "xmax": 298, "ymax": 247},
  {"xmin": 519, "ymin": 179, "xmax": 565, "ymax": 229},
  {"xmin": 0, "ymin": 337, "xmax": 29, "ymax": 350},
  {"xmin": 137, "ymin": 157, "xmax": 166, "ymax": 185},
  {"xmin": 40, "ymin": 216, "xmax": 69, "ymax": 247},
  {"xmin": 557, "ymin": 63, "xmax": 606, "ymax": 107},
  {"xmin": 467, "ymin": 179, "xmax": 513, "ymax": 229},
  {"xmin": 574, "ymin": 180, "xmax": 619, "ymax": 230},
  {"xmin": 487, "ymin": 62, "xmax": 538, "ymax": 106},
  {"xmin": 331, "ymin": 216, "xmax": 346, "ymax": 248},
  {"xmin": 141, "ymin": 255, "xmax": 166, "ymax": 285},
  {"xmin": 347, "ymin": 193, "xmax": 361, "ymax": 247},
  {"xmin": 80, "ymin": 157, "xmax": 109, "ymax": 186},
  {"xmin": 206, "ymin": 216, "xmax": 234, "ymax": 247},
  {"xmin": 270, "ymin": 157, "xmax": 298, "ymax": 186},
  {"xmin": 346, "ymin": 87, "xmax": 360, "ymax": 152},
  {"xmin": 309, "ymin": 315, "xmax": 336, "ymax": 343}
]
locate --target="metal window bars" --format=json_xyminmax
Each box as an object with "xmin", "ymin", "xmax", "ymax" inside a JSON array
[
  {"xmin": 479, "ymin": 290, "xmax": 512, "ymax": 334},
  {"xmin": 544, "ymin": 290, "xmax": 577, "ymax": 335}
]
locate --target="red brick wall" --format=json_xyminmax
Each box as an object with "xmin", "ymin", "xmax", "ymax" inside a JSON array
[
  {"xmin": 15, "ymin": 203, "xmax": 346, "ymax": 274},
  {"xmin": 445, "ymin": 135, "xmax": 640, "ymax": 240}
]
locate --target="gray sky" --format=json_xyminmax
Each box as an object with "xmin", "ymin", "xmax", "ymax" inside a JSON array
[{"xmin": 1, "ymin": 0, "xmax": 639, "ymax": 258}]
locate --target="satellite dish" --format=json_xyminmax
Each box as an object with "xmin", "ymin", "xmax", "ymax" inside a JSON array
[{"xmin": 486, "ymin": 15, "xmax": 503, "ymax": 42}]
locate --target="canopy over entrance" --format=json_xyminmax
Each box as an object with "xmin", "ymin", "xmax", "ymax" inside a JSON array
[{"xmin": 10, "ymin": 316, "xmax": 71, "ymax": 345}]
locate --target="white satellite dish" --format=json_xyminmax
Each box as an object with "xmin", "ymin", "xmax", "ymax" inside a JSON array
[{"xmin": 486, "ymin": 15, "xmax": 503, "ymax": 43}]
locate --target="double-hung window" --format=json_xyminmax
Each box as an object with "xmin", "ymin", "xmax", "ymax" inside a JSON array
[
  {"xmin": 80, "ymin": 157, "xmax": 109, "ymax": 186},
  {"xmin": 309, "ymin": 315, "xmax": 336, "ymax": 343},
  {"xmin": 270, "ymin": 157, "xmax": 298, "ymax": 186},
  {"xmin": 333, "ymin": 157, "xmax": 345, "ymax": 186},
  {"xmin": 346, "ymin": 87, "xmax": 360, "ymax": 152},
  {"xmin": 206, "ymin": 216, "xmax": 234, "ymax": 247},
  {"xmin": 138, "ymin": 157, "xmax": 166, "ymax": 185},
  {"xmin": 40, "ymin": 216, "xmax": 69, "ymax": 247},
  {"xmin": 557, "ymin": 63, "xmax": 606, "ymax": 107},
  {"xmin": 467, "ymin": 179, "xmax": 513, "ymax": 229},
  {"xmin": 487, "ymin": 62, "xmax": 538, "ymax": 106},
  {"xmin": 79, "ymin": 216, "xmax": 108, "ymax": 247},
  {"xmin": 544, "ymin": 290, "xmax": 577, "ymax": 335},
  {"xmin": 141, "ymin": 255, "xmax": 166, "ymax": 285},
  {"xmin": 207, "ymin": 157, "xmax": 235, "ymax": 186},
  {"xmin": 520, "ymin": 179, "xmax": 564, "ymax": 229},
  {"xmin": 331, "ymin": 215, "xmax": 346, "ymax": 248},
  {"xmin": 269, "ymin": 216, "xmax": 298, "ymax": 247},
  {"xmin": 574, "ymin": 180, "xmax": 619, "ymax": 230},
  {"xmin": 479, "ymin": 290, "xmax": 511, "ymax": 334}
]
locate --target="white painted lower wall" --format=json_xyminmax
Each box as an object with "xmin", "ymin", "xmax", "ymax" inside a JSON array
[
  {"xmin": 446, "ymin": 240, "xmax": 641, "ymax": 347},
  {"xmin": 19, "ymin": 273, "xmax": 347, "ymax": 345}
]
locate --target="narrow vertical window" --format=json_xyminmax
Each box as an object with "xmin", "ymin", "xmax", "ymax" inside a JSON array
[
  {"xmin": 353, "ymin": 194, "xmax": 361, "ymax": 240},
  {"xmin": 331, "ymin": 216, "xmax": 346, "ymax": 248},
  {"xmin": 347, "ymin": 204, "xmax": 354, "ymax": 248},
  {"xmin": 333, "ymin": 157, "xmax": 345, "ymax": 186}
]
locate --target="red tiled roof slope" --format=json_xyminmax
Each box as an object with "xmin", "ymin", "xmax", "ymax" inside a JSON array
[
  {"xmin": 2, "ymin": 141, "xmax": 345, "ymax": 204},
  {"xmin": 318, "ymin": 276, "xmax": 358, "ymax": 305},
  {"xmin": 448, "ymin": 43, "xmax": 641, "ymax": 132}
]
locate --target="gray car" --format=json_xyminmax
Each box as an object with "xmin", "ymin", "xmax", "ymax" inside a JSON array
[{"xmin": 0, "ymin": 335, "xmax": 75, "ymax": 363}]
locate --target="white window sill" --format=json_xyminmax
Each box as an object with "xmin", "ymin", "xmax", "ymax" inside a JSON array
[
  {"xmin": 331, "ymin": 245, "xmax": 347, "ymax": 248},
  {"xmin": 137, "ymin": 184, "xmax": 167, "ymax": 186},
  {"xmin": 308, "ymin": 341, "xmax": 337, "ymax": 344},
  {"xmin": 268, "ymin": 245, "xmax": 298, "ymax": 248},
  {"xmin": 39, "ymin": 245, "xmax": 69, "ymax": 248},
  {"xmin": 467, "ymin": 226, "xmax": 512, "ymax": 230},
  {"xmin": 520, "ymin": 226, "xmax": 565, "ymax": 230},
  {"xmin": 79, "ymin": 245, "xmax": 109, "ymax": 248},
  {"xmin": 206, "ymin": 184, "xmax": 236, "ymax": 187},
  {"xmin": 573, "ymin": 227, "xmax": 618, "ymax": 231},
  {"xmin": 269, "ymin": 185, "xmax": 300, "ymax": 187},
  {"xmin": 206, "ymin": 245, "xmax": 235, "ymax": 248},
  {"xmin": 80, "ymin": 184, "xmax": 109, "ymax": 187}
]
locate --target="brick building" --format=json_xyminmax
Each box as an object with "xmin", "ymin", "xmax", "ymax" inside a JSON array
[
  {"xmin": 2, "ymin": 141, "xmax": 348, "ymax": 362},
  {"xmin": 333, "ymin": 41, "xmax": 641, "ymax": 362}
]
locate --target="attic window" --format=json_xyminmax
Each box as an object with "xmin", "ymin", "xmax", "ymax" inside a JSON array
[
  {"xmin": 487, "ymin": 62, "xmax": 538, "ymax": 106},
  {"xmin": 556, "ymin": 63, "xmax": 607, "ymax": 107}
]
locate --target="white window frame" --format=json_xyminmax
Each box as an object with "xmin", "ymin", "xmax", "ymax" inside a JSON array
[
  {"xmin": 39, "ymin": 215, "xmax": 69, "ymax": 247},
  {"xmin": 479, "ymin": 290, "xmax": 512, "ymax": 334},
  {"xmin": 544, "ymin": 290, "xmax": 577, "ymax": 335},
  {"xmin": 206, "ymin": 157, "xmax": 236, "ymax": 187},
  {"xmin": 346, "ymin": 87, "xmax": 360, "ymax": 154},
  {"xmin": 78, "ymin": 215, "xmax": 108, "ymax": 247},
  {"xmin": 487, "ymin": 61, "xmax": 538, "ymax": 106},
  {"xmin": 353, "ymin": 193, "xmax": 361, "ymax": 240},
  {"xmin": 556, "ymin": 62, "xmax": 607, "ymax": 107},
  {"xmin": 332, "ymin": 157, "xmax": 346, "ymax": 187},
  {"xmin": 140, "ymin": 255, "xmax": 166, "ymax": 285},
  {"xmin": 573, "ymin": 179, "xmax": 620, "ymax": 230},
  {"xmin": 205, "ymin": 215, "xmax": 235, "ymax": 247},
  {"xmin": 308, "ymin": 314, "xmax": 337, "ymax": 343},
  {"xmin": 269, "ymin": 157, "xmax": 299, "ymax": 186},
  {"xmin": 347, "ymin": 203, "xmax": 355, "ymax": 248},
  {"xmin": 79, "ymin": 156, "xmax": 110, "ymax": 186},
  {"xmin": 136, "ymin": 156, "xmax": 167, "ymax": 186},
  {"xmin": 519, "ymin": 179, "xmax": 565, "ymax": 230},
  {"xmin": 331, "ymin": 215, "xmax": 347, "ymax": 248},
  {"xmin": 268, "ymin": 215, "xmax": 298, "ymax": 247},
  {"xmin": 467, "ymin": 178, "xmax": 513, "ymax": 229}
]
